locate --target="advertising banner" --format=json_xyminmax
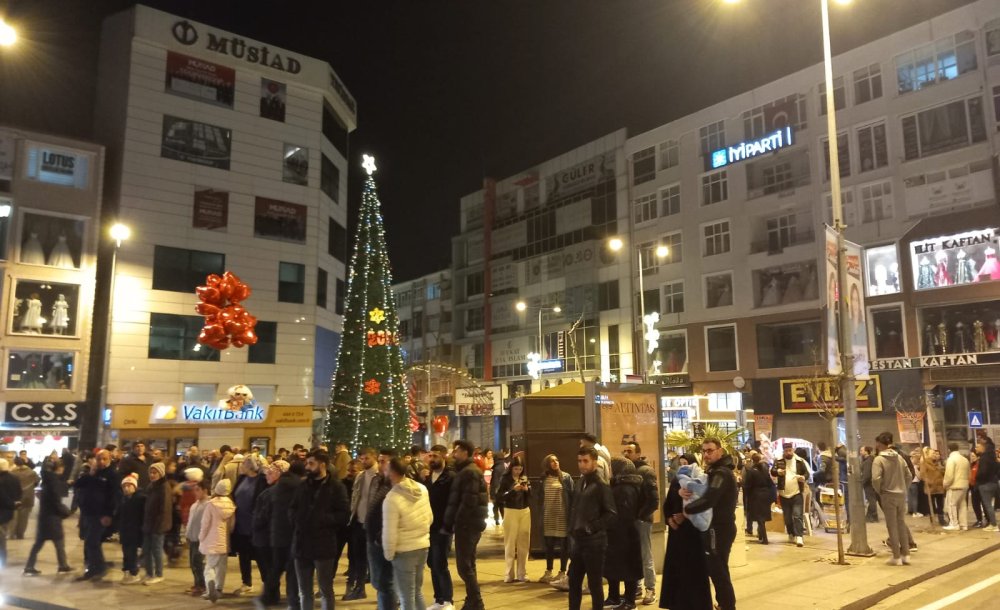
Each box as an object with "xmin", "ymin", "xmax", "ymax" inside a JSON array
[
  {"xmin": 597, "ymin": 388, "xmax": 661, "ymax": 523},
  {"xmin": 779, "ymin": 375, "xmax": 882, "ymax": 413},
  {"xmin": 455, "ymin": 385, "xmax": 505, "ymax": 417},
  {"xmin": 161, "ymin": 115, "xmax": 232, "ymax": 170},
  {"xmin": 825, "ymin": 226, "xmax": 869, "ymax": 378},
  {"xmin": 545, "ymin": 152, "xmax": 615, "ymax": 200},
  {"xmin": 909, "ymin": 228, "xmax": 1000, "ymax": 289},
  {"xmin": 193, "ymin": 188, "xmax": 228, "ymax": 230},
  {"xmin": 254, "ymin": 197, "xmax": 306, "ymax": 243},
  {"xmin": 754, "ymin": 414, "xmax": 773, "ymax": 440},
  {"xmin": 165, "ymin": 51, "xmax": 235, "ymax": 107},
  {"xmin": 260, "ymin": 78, "xmax": 287, "ymax": 121},
  {"xmin": 896, "ymin": 411, "xmax": 925, "ymax": 444}
]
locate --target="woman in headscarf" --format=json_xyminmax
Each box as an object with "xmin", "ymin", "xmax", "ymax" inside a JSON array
[
  {"xmin": 605, "ymin": 456, "xmax": 644, "ymax": 609},
  {"xmin": 660, "ymin": 453, "xmax": 712, "ymax": 609},
  {"xmin": 537, "ymin": 453, "xmax": 573, "ymax": 586},
  {"xmin": 743, "ymin": 452, "xmax": 775, "ymax": 544}
]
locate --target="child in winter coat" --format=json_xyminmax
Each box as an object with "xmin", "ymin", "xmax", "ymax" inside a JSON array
[
  {"xmin": 185, "ymin": 480, "xmax": 211, "ymax": 596},
  {"xmin": 199, "ymin": 479, "xmax": 236, "ymax": 603},
  {"xmin": 677, "ymin": 464, "xmax": 712, "ymax": 531},
  {"xmin": 117, "ymin": 473, "xmax": 146, "ymax": 584}
]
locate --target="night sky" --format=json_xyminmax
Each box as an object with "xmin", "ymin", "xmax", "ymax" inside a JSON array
[{"xmin": 2, "ymin": 0, "xmax": 975, "ymax": 281}]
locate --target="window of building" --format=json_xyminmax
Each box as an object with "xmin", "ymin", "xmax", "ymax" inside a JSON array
[
  {"xmin": 752, "ymin": 261, "xmax": 816, "ymax": 308},
  {"xmin": 743, "ymin": 94, "xmax": 808, "ymax": 139},
  {"xmin": 607, "ymin": 324, "xmax": 621, "ymax": 380},
  {"xmin": 663, "ymin": 231, "xmax": 682, "ymax": 264},
  {"xmin": 282, "ymin": 144, "xmax": 309, "ymax": 186},
  {"xmin": 705, "ymin": 324, "xmax": 738, "ymax": 372},
  {"xmin": 320, "ymin": 154, "xmax": 340, "ymax": 203},
  {"xmin": 317, "ymin": 268, "xmax": 328, "ymax": 308},
  {"xmin": 465, "ymin": 271, "xmax": 484, "ymax": 298},
  {"xmin": 248, "ymin": 321, "xmax": 277, "ymax": 364},
  {"xmin": 709, "ymin": 392, "xmax": 743, "ymax": 412},
  {"xmin": 988, "ymin": 23, "xmax": 1000, "ymax": 58},
  {"xmin": 662, "ymin": 280, "xmax": 684, "ymax": 314},
  {"xmin": 870, "ymin": 305, "xmax": 905, "ymax": 359},
  {"xmin": 857, "ymin": 122, "xmax": 888, "ymax": 172},
  {"xmin": 824, "ymin": 189, "xmax": 857, "ymax": 227},
  {"xmin": 757, "ymin": 320, "xmax": 821, "ymax": 368},
  {"xmin": 632, "ymin": 146, "xmax": 656, "ymax": 185},
  {"xmin": 655, "ymin": 330, "xmax": 687, "ymax": 373},
  {"xmin": 896, "ymin": 31, "xmax": 977, "ymax": 94},
  {"xmin": 746, "ymin": 152, "xmax": 811, "ymax": 199},
  {"xmin": 818, "ymin": 76, "xmax": 846, "ymax": 115},
  {"xmin": 633, "ymin": 193, "xmax": 658, "ymax": 225},
  {"xmin": 321, "ymin": 102, "xmax": 349, "ymax": 158},
  {"xmin": 0, "ymin": 197, "xmax": 10, "ymax": 258},
  {"xmin": 335, "ymin": 278, "xmax": 345, "ymax": 314},
  {"xmin": 763, "ymin": 162, "xmax": 793, "ymax": 194},
  {"xmin": 278, "ymin": 262, "xmax": 306, "ymax": 303},
  {"xmin": 701, "ymin": 170, "xmax": 728, "ymax": 205},
  {"xmin": 427, "ymin": 282, "xmax": 441, "ymax": 301},
  {"xmin": 864, "ymin": 243, "xmax": 901, "ymax": 296},
  {"xmin": 703, "ymin": 220, "xmax": 731, "ymax": 256},
  {"xmin": 917, "ymin": 300, "xmax": 1000, "ymax": 356},
  {"xmin": 328, "ymin": 217, "xmax": 347, "ymax": 262},
  {"xmin": 853, "ymin": 63, "xmax": 883, "ymax": 104},
  {"xmin": 5, "ymin": 350, "xmax": 77, "ymax": 389},
  {"xmin": 639, "ymin": 240, "xmax": 663, "ymax": 273},
  {"xmin": 641, "ymin": 288, "xmax": 660, "ymax": 317},
  {"xmin": 699, "ymin": 121, "xmax": 726, "ymax": 156},
  {"xmin": 526, "ymin": 209, "xmax": 556, "ymax": 244},
  {"xmin": 659, "ymin": 140, "xmax": 679, "ymax": 170},
  {"xmin": 704, "ymin": 272, "xmax": 733, "ymax": 308},
  {"xmin": 466, "ymin": 308, "xmax": 484, "ymax": 332},
  {"xmin": 767, "ymin": 214, "xmax": 797, "ymax": 252},
  {"xmin": 183, "ymin": 383, "xmax": 216, "ymax": 402},
  {"xmin": 148, "ymin": 313, "xmax": 219, "ymax": 361},
  {"xmin": 660, "ymin": 184, "xmax": 680, "ymax": 216},
  {"xmin": 599, "ymin": 280, "xmax": 620, "ymax": 311},
  {"xmin": 822, "ymin": 132, "xmax": 850, "ymax": 181},
  {"xmin": 152, "ymin": 245, "xmax": 225, "ymax": 293},
  {"xmin": 902, "ymin": 96, "xmax": 986, "ymax": 161},
  {"xmin": 859, "ymin": 180, "xmax": 894, "ymax": 223}
]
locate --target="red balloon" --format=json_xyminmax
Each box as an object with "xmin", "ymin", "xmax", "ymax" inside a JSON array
[
  {"xmin": 231, "ymin": 284, "xmax": 251, "ymax": 303},
  {"xmin": 195, "ymin": 302, "xmax": 220, "ymax": 316},
  {"xmin": 240, "ymin": 328, "xmax": 258, "ymax": 345},
  {"xmin": 206, "ymin": 274, "xmax": 223, "ymax": 287},
  {"xmin": 196, "ymin": 286, "xmax": 222, "ymax": 305},
  {"xmin": 231, "ymin": 337, "xmax": 245, "ymax": 348},
  {"xmin": 432, "ymin": 415, "xmax": 449, "ymax": 436},
  {"xmin": 244, "ymin": 314, "xmax": 258, "ymax": 328},
  {"xmin": 211, "ymin": 337, "xmax": 230, "ymax": 350},
  {"xmin": 224, "ymin": 320, "xmax": 246, "ymax": 336}
]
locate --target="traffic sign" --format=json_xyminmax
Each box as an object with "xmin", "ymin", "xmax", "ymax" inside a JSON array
[{"xmin": 969, "ymin": 411, "xmax": 984, "ymax": 428}]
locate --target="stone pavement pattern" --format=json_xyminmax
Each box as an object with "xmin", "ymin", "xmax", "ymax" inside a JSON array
[{"xmin": 2, "ymin": 515, "xmax": 999, "ymax": 609}]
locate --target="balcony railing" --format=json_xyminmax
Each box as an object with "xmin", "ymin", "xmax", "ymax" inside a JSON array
[{"xmin": 750, "ymin": 229, "xmax": 816, "ymax": 255}]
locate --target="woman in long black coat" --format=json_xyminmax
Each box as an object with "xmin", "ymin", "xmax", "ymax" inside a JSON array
[
  {"xmin": 744, "ymin": 452, "xmax": 775, "ymax": 544},
  {"xmin": 23, "ymin": 461, "xmax": 73, "ymax": 574},
  {"xmin": 605, "ymin": 457, "xmax": 644, "ymax": 608},
  {"xmin": 660, "ymin": 453, "xmax": 712, "ymax": 610}
]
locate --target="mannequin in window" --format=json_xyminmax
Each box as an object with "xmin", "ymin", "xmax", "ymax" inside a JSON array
[
  {"xmin": 21, "ymin": 231, "xmax": 46, "ymax": 265},
  {"xmin": 873, "ymin": 264, "xmax": 888, "ymax": 295},
  {"xmin": 952, "ymin": 321, "xmax": 971, "ymax": 354},
  {"xmin": 917, "ymin": 256, "xmax": 934, "ymax": 289},
  {"xmin": 20, "ymin": 293, "xmax": 44, "ymax": 333},
  {"xmin": 973, "ymin": 320, "xmax": 987, "ymax": 353},
  {"xmin": 934, "ymin": 250, "xmax": 952, "ymax": 286},
  {"xmin": 936, "ymin": 322, "xmax": 949, "ymax": 355},
  {"xmin": 956, "ymin": 249, "xmax": 977, "ymax": 284},
  {"xmin": 51, "ymin": 294, "xmax": 70, "ymax": 335},
  {"xmin": 781, "ymin": 273, "xmax": 803, "ymax": 304},
  {"xmin": 760, "ymin": 275, "xmax": 781, "ymax": 307},
  {"xmin": 978, "ymin": 247, "xmax": 1000, "ymax": 281},
  {"xmin": 46, "ymin": 355, "xmax": 66, "ymax": 389},
  {"xmin": 991, "ymin": 320, "xmax": 1000, "ymax": 350},
  {"xmin": 889, "ymin": 262, "xmax": 900, "ymax": 292},
  {"xmin": 47, "ymin": 233, "xmax": 75, "ymax": 268},
  {"xmin": 923, "ymin": 324, "xmax": 937, "ymax": 356}
]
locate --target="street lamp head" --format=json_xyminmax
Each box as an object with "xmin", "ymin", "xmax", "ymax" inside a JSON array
[
  {"xmin": 608, "ymin": 237, "xmax": 624, "ymax": 252},
  {"xmin": 655, "ymin": 245, "xmax": 669, "ymax": 259},
  {"xmin": 110, "ymin": 223, "xmax": 131, "ymax": 243},
  {"xmin": 833, "ymin": 0, "xmax": 853, "ymax": 5},
  {"xmin": 515, "ymin": 301, "xmax": 527, "ymax": 312},
  {"xmin": 552, "ymin": 306, "xmax": 561, "ymax": 313},
  {"xmin": 0, "ymin": 19, "xmax": 16, "ymax": 47}
]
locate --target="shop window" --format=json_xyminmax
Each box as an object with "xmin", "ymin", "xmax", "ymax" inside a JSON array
[
  {"xmin": 706, "ymin": 324, "xmax": 738, "ymax": 372},
  {"xmin": 704, "ymin": 272, "xmax": 733, "ymax": 309},
  {"xmin": 152, "ymin": 245, "xmax": 225, "ymax": 293},
  {"xmin": 896, "ymin": 31, "xmax": 977, "ymax": 94},
  {"xmin": 317, "ymin": 268, "xmax": 328, "ymax": 308},
  {"xmin": 918, "ymin": 299, "xmax": 1000, "ymax": 356},
  {"xmin": 709, "ymin": 392, "xmax": 743, "ymax": 412},
  {"xmin": 909, "ymin": 228, "xmax": 1000, "ymax": 291},
  {"xmin": 660, "ymin": 184, "xmax": 680, "ymax": 217},
  {"xmin": 282, "ymin": 144, "xmax": 309, "ymax": 186},
  {"xmin": 853, "ymin": 63, "xmax": 883, "ymax": 105},
  {"xmin": 320, "ymin": 154, "xmax": 340, "ymax": 203},
  {"xmin": 19, "ymin": 211, "xmax": 85, "ymax": 269},
  {"xmin": 752, "ymin": 261, "xmax": 818, "ymax": 308},
  {"xmin": 864, "ymin": 244, "xmax": 901, "ymax": 296},
  {"xmin": 248, "ymin": 321, "xmax": 277, "ymax": 364},
  {"xmin": 183, "ymin": 383, "xmax": 217, "ymax": 402},
  {"xmin": 902, "ymin": 96, "xmax": 987, "ymax": 161},
  {"xmin": 757, "ymin": 320, "xmax": 821, "ymax": 368},
  {"xmin": 0, "ymin": 197, "xmax": 11, "ymax": 259},
  {"xmin": 5, "ymin": 350, "xmax": 75, "ymax": 390},
  {"xmin": 599, "ymin": 280, "xmax": 619, "ymax": 311},
  {"xmin": 10, "ymin": 280, "xmax": 81, "ymax": 336},
  {"xmin": 656, "ymin": 330, "xmax": 687, "ymax": 373},
  {"xmin": 818, "ymin": 76, "xmax": 846, "ymax": 115},
  {"xmin": 871, "ymin": 306, "xmax": 905, "ymax": 359},
  {"xmin": 632, "ymin": 147, "xmax": 656, "ymax": 185},
  {"xmin": 278, "ymin": 262, "xmax": 306, "ymax": 303},
  {"xmin": 148, "ymin": 313, "xmax": 220, "ymax": 361}
]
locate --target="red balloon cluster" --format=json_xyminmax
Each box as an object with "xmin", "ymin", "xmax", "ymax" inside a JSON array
[
  {"xmin": 195, "ymin": 271, "xmax": 259, "ymax": 350},
  {"xmin": 432, "ymin": 415, "xmax": 449, "ymax": 436}
]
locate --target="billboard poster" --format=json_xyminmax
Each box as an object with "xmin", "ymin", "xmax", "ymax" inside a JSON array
[
  {"xmin": 754, "ymin": 414, "xmax": 773, "ymax": 440},
  {"xmin": 909, "ymin": 228, "xmax": 1000, "ymax": 289},
  {"xmin": 597, "ymin": 388, "xmax": 661, "ymax": 523},
  {"xmin": 896, "ymin": 411, "xmax": 925, "ymax": 444},
  {"xmin": 825, "ymin": 226, "xmax": 869, "ymax": 378},
  {"xmin": 161, "ymin": 115, "xmax": 231, "ymax": 170},
  {"xmin": 455, "ymin": 385, "xmax": 505, "ymax": 417},
  {"xmin": 260, "ymin": 78, "xmax": 287, "ymax": 122},
  {"xmin": 254, "ymin": 197, "xmax": 307, "ymax": 243},
  {"xmin": 545, "ymin": 152, "xmax": 615, "ymax": 200},
  {"xmin": 165, "ymin": 51, "xmax": 235, "ymax": 107},
  {"xmin": 193, "ymin": 188, "xmax": 228, "ymax": 231}
]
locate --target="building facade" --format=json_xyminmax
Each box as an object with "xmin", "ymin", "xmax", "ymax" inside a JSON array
[
  {"xmin": 625, "ymin": 0, "xmax": 1000, "ymax": 447},
  {"xmin": 90, "ymin": 6, "xmax": 356, "ymax": 452},
  {"xmin": 0, "ymin": 128, "xmax": 105, "ymax": 459},
  {"xmin": 394, "ymin": 269, "xmax": 454, "ymax": 367}
]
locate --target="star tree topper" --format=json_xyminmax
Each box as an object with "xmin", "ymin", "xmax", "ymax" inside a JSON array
[
  {"xmin": 369, "ymin": 307, "xmax": 386, "ymax": 324},
  {"xmin": 362, "ymin": 154, "xmax": 377, "ymax": 176}
]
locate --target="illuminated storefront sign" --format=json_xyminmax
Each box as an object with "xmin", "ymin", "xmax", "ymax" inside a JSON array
[
  {"xmin": 711, "ymin": 126, "xmax": 794, "ymax": 169},
  {"xmin": 150, "ymin": 402, "xmax": 268, "ymax": 424}
]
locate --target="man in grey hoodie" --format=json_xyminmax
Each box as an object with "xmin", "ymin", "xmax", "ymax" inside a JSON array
[{"xmin": 872, "ymin": 432, "xmax": 911, "ymax": 566}]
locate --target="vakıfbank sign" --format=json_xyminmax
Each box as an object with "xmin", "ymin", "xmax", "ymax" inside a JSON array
[
  {"xmin": 150, "ymin": 403, "xmax": 268, "ymax": 424},
  {"xmin": 711, "ymin": 126, "xmax": 794, "ymax": 169}
]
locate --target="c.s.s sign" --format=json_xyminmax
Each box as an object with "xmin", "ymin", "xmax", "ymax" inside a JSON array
[{"xmin": 3, "ymin": 402, "xmax": 80, "ymax": 424}]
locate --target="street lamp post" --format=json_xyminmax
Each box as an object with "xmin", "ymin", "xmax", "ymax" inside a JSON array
[
  {"xmin": 96, "ymin": 222, "xmax": 131, "ymax": 446},
  {"xmin": 0, "ymin": 18, "xmax": 16, "ymax": 47},
  {"xmin": 609, "ymin": 237, "xmax": 668, "ymax": 382},
  {"xmin": 515, "ymin": 301, "xmax": 561, "ymax": 380}
]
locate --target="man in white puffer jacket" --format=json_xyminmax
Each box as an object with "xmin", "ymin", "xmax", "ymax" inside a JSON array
[
  {"xmin": 942, "ymin": 442, "xmax": 971, "ymax": 531},
  {"xmin": 383, "ymin": 458, "xmax": 433, "ymax": 610}
]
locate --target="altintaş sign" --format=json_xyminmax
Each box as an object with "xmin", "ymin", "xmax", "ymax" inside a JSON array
[
  {"xmin": 711, "ymin": 126, "xmax": 794, "ymax": 169},
  {"xmin": 150, "ymin": 402, "xmax": 267, "ymax": 424}
]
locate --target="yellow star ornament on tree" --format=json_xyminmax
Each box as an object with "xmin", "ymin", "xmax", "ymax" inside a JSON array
[{"xmin": 369, "ymin": 307, "xmax": 386, "ymax": 324}]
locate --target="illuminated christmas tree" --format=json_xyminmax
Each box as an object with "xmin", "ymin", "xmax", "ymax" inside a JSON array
[{"xmin": 326, "ymin": 155, "xmax": 410, "ymax": 453}]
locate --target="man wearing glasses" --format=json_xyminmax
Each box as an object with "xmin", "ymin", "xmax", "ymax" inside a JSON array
[{"xmin": 679, "ymin": 438, "xmax": 738, "ymax": 610}]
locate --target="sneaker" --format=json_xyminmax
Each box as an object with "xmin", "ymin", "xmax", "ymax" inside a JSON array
[
  {"xmin": 913, "ymin": 512, "xmax": 924, "ymax": 518},
  {"xmin": 191, "ymin": 586, "xmax": 206, "ymax": 597},
  {"xmin": 121, "ymin": 572, "xmax": 141, "ymax": 585},
  {"xmin": 504, "ymin": 576, "xmax": 515, "ymax": 583},
  {"xmin": 427, "ymin": 605, "xmax": 444, "ymax": 610},
  {"xmin": 886, "ymin": 557, "xmax": 902, "ymax": 566},
  {"xmin": 943, "ymin": 525, "xmax": 960, "ymax": 531},
  {"xmin": 984, "ymin": 525, "xmax": 999, "ymax": 532},
  {"xmin": 233, "ymin": 584, "xmax": 253, "ymax": 596},
  {"xmin": 787, "ymin": 534, "xmax": 795, "ymax": 543},
  {"xmin": 604, "ymin": 600, "xmax": 621, "ymax": 608},
  {"xmin": 909, "ymin": 542, "xmax": 918, "ymax": 553},
  {"xmin": 642, "ymin": 589, "xmax": 656, "ymax": 605},
  {"xmin": 538, "ymin": 570, "xmax": 554, "ymax": 583},
  {"xmin": 23, "ymin": 568, "xmax": 41, "ymax": 577},
  {"xmin": 901, "ymin": 555, "xmax": 911, "ymax": 565},
  {"xmin": 795, "ymin": 536, "xmax": 804, "ymax": 547},
  {"xmin": 57, "ymin": 565, "xmax": 75, "ymax": 574},
  {"xmin": 144, "ymin": 576, "xmax": 164, "ymax": 585},
  {"xmin": 208, "ymin": 580, "xmax": 220, "ymax": 603},
  {"xmin": 960, "ymin": 526, "xmax": 968, "ymax": 531},
  {"xmin": 440, "ymin": 604, "xmax": 455, "ymax": 610},
  {"xmin": 551, "ymin": 575, "xmax": 569, "ymax": 592}
]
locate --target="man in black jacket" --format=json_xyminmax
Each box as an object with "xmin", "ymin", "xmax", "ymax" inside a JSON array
[
  {"xmin": 289, "ymin": 450, "xmax": 349, "ymax": 610},
  {"xmin": 566, "ymin": 446, "xmax": 617, "ymax": 610},
  {"xmin": 117, "ymin": 441, "xmax": 149, "ymax": 488},
  {"xmin": 365, "ymin": 449, "xmax": 397, "ymax": 610},
  {"xmin": 255, "ymin": 459, "xmax": 302, "ymax": 609},
  {"xmin": 442, "ymin": 440, "xmax": 488, "ymax": 610},
  {"xmin": 770, "ymin": 442, "xmax": 810, "ymax": 547},
  {"xmin": 624, "ymin": 441, "xmax": 659, "ymax": 605},
  {"xmin": 682, "ymin": 438, "xmax": 737, "ymax": 610},
  {"xmin": 427, "ymin": 444, "xmax": 455, "ymax": 610},
  {"xmin": 74, "ymin": 449, "xmax": 121, "ymax": 580}
]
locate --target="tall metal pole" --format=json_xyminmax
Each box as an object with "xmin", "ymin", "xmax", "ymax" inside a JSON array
[
  {"xmin": 821, "ymin": 0, "xmax": 871, "ymax": 556},
  {"xmin": 537, "ymin": 308, "xmax": 543, "ymax": 358},
  {"xmin": 96, "ymin": 241, "xmax": 120, "ymax": 447},
  {"xmin": 637, "ymin": 250, "xmax": 647, "ymax": 383}
]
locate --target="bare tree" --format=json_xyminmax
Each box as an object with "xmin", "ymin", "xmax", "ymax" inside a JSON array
[
  {"xmin": 802, "ymin": 366, "xmax": 847, "ymax": 565},
  {"xmin": 565, "ymin": 313, "xmax": 586, "ymax": 384}
]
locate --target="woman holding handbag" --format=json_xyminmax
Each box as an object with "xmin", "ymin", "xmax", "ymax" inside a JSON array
[{"xmin": 23, "ymin": 460, "xmax": 74, "ymax": 576}]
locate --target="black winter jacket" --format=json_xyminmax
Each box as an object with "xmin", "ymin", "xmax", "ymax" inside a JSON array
[
  {"xmin": 494, "ymin": 473, "xmax": 531, "ymax": 511},
  {"xmin": 268, "ymin": 472, "xmax": 301, "ymax": 548},
  {"xmin": 289, "ymin": 474, "xmax": 349, "ymax": 560},
  {"xmin": 117, "ymin": 490, "xmax": 146, "ymax": 547},
  {"xmin": 117, "ymin": 455, "xmax": 149, "ymax": 488},
  {"xmin": 443, "ymin": 459, "xmax": 488, "ymax": 533},
  {"xmin": 364, "ymin": 475, "xmax": 393, "ymax": 544},
  {"xmin": 0, "ymin": 471, "xmax": 22, "ymax": 525},
  {"xmin": 427, "ymin": 468, "xmax": 454, "ymax": 532},
  {"xmin": 685, "ymin": 454, "xmax": 738, "ymax": 530},
  {"xmin": 567, "ymin": 471, "xmax": 617, "ymax": 542},
  {"xmin": 74, "ymin": 465, "xmax": 120, "ymax": 519},
  {"xmin": 632, "ymin": 457, "xmax": 659, "ymax": 522},
  {"xmin": 36, "ymin": 469, "xmax": 70, "ymax": 541},
  {"xmin": 252, "ymin": 484, "xmax": 274, "ymax": 548}
]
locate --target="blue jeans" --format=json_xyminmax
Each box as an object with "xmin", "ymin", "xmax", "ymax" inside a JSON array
[
  {"xmin": 143, "ymin": 532, "xmax": 164, "ymax": 577},
  {"xmin": 781, "ymin": 493, "xmax": 804, "ymax": 537},
  {"xmin": 979, "ymin": 482, "xmax": 1000, "ymax": 527},
  {"xmin": 367, "ymin": 540, "xmax": 397, "ymax": 610},
  {"xmin": 636, "ymin": 520, "xmax": 655, "ymax": 591},
  {"xmin": 427, "ymin": 531, "xmax": 453, "ymax": 604},
  {"xmin": 392, "ymin": 548, "xmax": 428, "ymax": 610},
  {"xmin": 295, "ymin": 557, "xmax": 334, "ymax": 610}
]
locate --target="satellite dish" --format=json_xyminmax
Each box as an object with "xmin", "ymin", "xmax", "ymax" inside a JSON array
[{"xmin": 733, "ymin": 376, "xmax": 746, "ymax": 389}]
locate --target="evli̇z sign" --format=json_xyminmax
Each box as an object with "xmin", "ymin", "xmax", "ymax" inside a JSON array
[
  {"xmin": 711, "ymin": 126, "xmax": 794, "ymax": 169},
  {"xmin": 171, "ymin": 19, "xmax": 302, "ymax": 74}
]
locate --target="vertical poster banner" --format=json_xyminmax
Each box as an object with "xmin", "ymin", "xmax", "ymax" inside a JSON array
[
  {"xmin": 896, "ymin": 411, "xmax": 925, "ymax": 444},
  {"xmin": 754, "ymin": 414, "xmax": 773, "ymax": 441},
  {"xmin": 192, "ymin": 188, "xmax": 229, "ymax": 230},
  {"xmin": 825, "ymin": 227, "xmax": 870, "ymax": 378},
  {"xmin": 825, "ymin": 226, "xmax": 840, "ymax": 375},
  {"xmin": 260, "ymin": 78, "xmax": 287, "ymax": 122},
  {"xmin": 597, "ymin": 388, "xmax": 662, "ymax": 523}
]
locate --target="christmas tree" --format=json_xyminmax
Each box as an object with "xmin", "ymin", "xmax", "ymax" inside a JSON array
[{"xmin": 326, "ymin": 155, "xmax": 410, "ymax": 453}]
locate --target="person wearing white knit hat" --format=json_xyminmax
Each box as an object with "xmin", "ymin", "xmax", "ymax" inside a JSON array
[{"xmin": 201, "ymin": 478, "xmax": 236, "ymax": 602}]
